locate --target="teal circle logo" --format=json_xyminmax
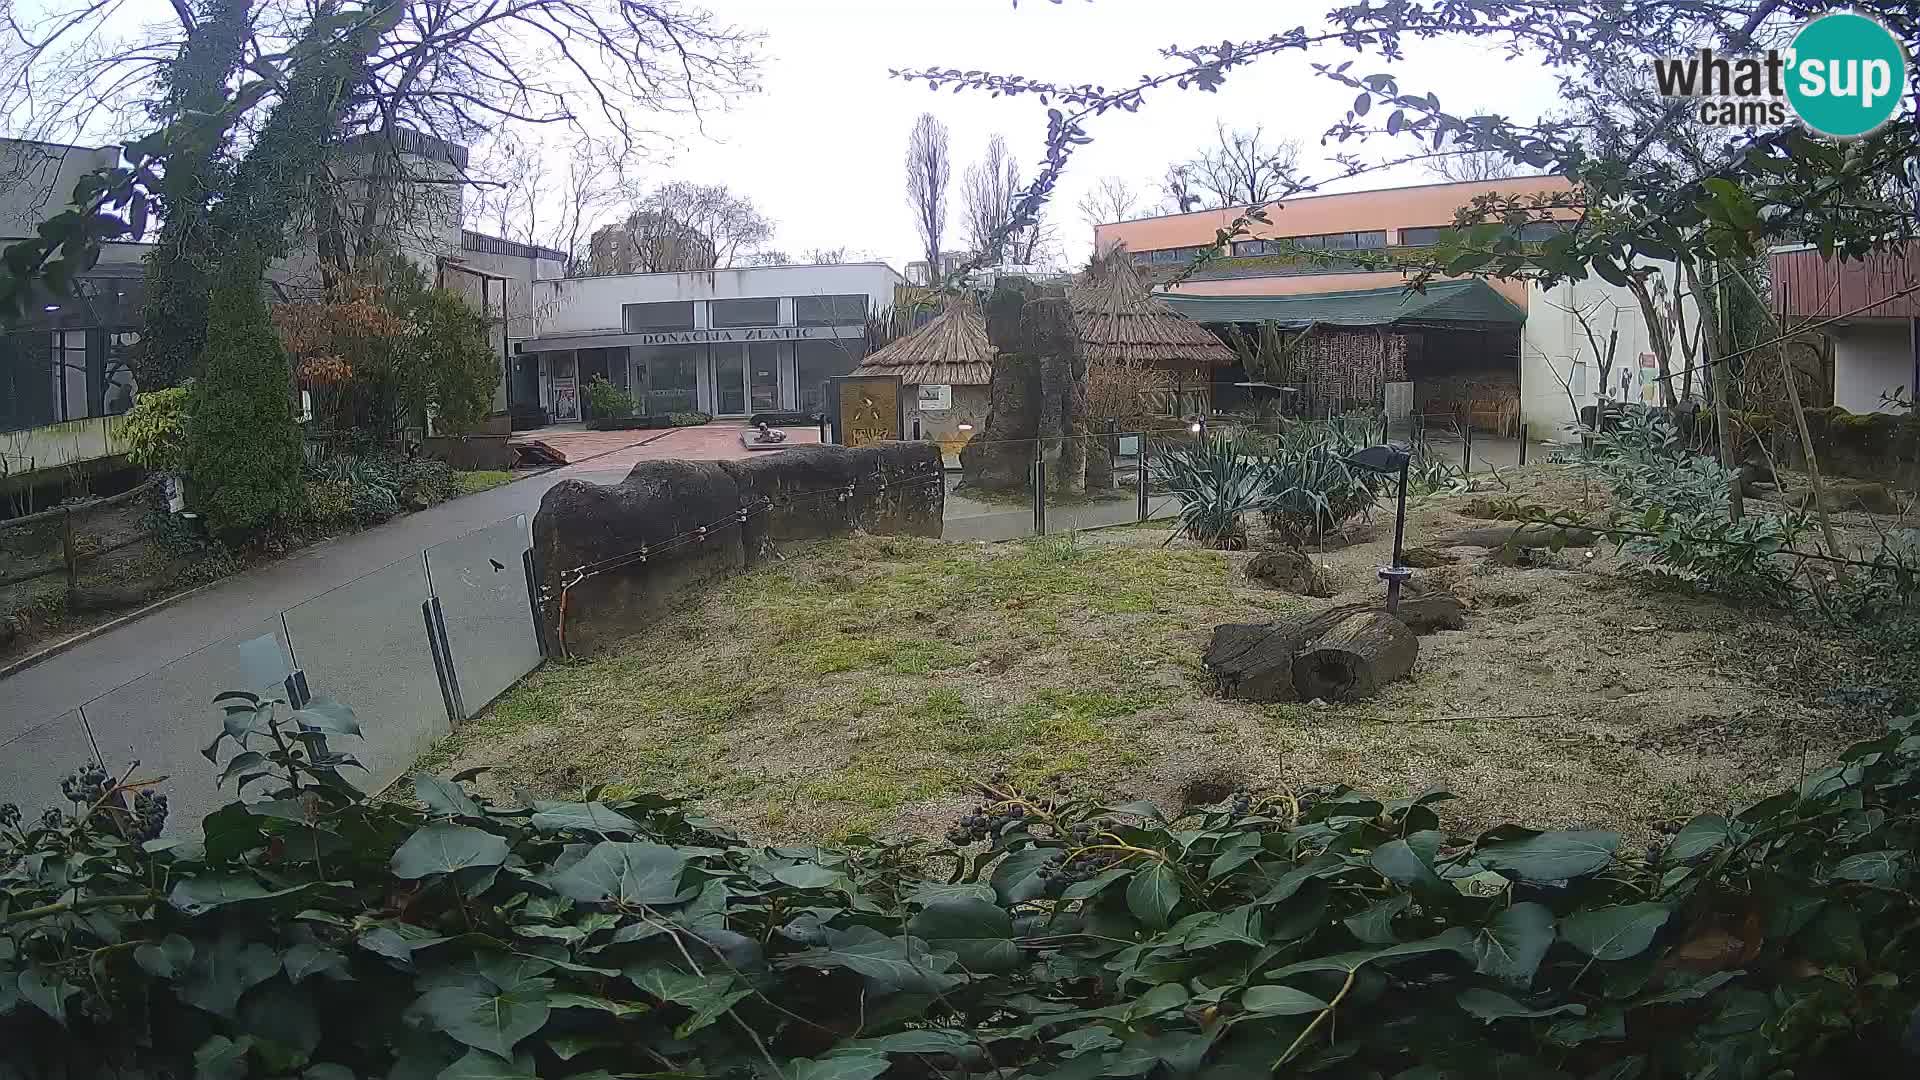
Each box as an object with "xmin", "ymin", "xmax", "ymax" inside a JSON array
[{"xmin": 1786, "ymin": 12, "xmax": 1909, "ymax": 139}]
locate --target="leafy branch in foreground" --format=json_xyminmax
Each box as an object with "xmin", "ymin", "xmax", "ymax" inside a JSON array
[{"xmin": 5, "ymin": 682, "xmax": 1920, "ymax": 1076}]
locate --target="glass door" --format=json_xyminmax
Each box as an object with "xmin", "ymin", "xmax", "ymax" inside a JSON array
[
  {"xmin": 748, "ymin": 343, "xmax": 780, "ymax": 414},
  {"xmin": 547, "ymin": 351, "xmax": 579, "ymax": 422},
  {"xmin": 713, "ymin": 344, "xmax": 746, "ymax": 416}
]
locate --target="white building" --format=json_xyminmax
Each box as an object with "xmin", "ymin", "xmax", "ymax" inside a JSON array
[{"xmin": 517, "ymin": 263, "xmax": 904, "ymax": 422}]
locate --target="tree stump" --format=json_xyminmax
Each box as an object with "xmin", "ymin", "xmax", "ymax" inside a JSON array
[
  {"xmin": 1206, "ymin": 604, "xmax": 1422, "ymax": 703},
  {"xmin": 1290, "ymin": 612, "xmax": 1418, "ymax": 703}
]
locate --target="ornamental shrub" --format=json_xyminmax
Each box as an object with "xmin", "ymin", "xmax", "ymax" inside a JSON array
[
  {"xmin": 182, "ymin": 283, "xmax": 305, "ymax": 536},
  {"xmin": 4, "ymin": 688, "xmax": 1919, "ymax": 1076},
  {"xmin": 117, "ymin": 383, "xmax": 193, "ymax": 474}
]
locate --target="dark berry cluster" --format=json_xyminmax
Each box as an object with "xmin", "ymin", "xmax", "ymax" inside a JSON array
[
  {"xmin": 126, "ymin": 790, "xmax": 170, "ymax": 842},
  {"xmin": 0, "ymin": 802, "xmax": 19, "ymax": 827},
  {"xmin": 61, "ymin": 761, "xmax": 114, "ymax": 805},
  {"xmin": 1037, "ymin": 848, "xmax": 1119, "ymax": 886},
  {"xmin": 40, "ymin": 808, "xmax": 63, "ymax": 830},
  {"xmin": 947, "ymin": 803, "xmax": 1030, "ymax": 845},
  {"xmin": 1228, "ymin": 790, "xmax": 1253, "ymax": 817}
]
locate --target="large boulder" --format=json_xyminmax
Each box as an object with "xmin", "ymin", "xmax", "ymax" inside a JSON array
[
  {"xmin": 534, "ymin": 444, "xmax": 946, "ymax": 656},
  {"xmin": 960, "ymin": 280, "xmax": 1088, "ymax": 495}
]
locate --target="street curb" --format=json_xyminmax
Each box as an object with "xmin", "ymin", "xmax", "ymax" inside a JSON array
[{"xmin": 0, "ymin": 578, "xmax": 223, "ymax": 682}]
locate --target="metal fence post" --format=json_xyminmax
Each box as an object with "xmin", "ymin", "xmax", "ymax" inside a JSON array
[
  {"xmin": 1518, "ymin": 423, "xmax": 1528, "ymax": 467},
  {"xmin": 1136, "ymin": 433, "xmax": 1150, "ymax": 523},
  {"xmin": 1032, "ymin": 456, "xmax": 1047, "ymax": 536},
  {"xmin": 522, "ymin": 548, "xmax": 550, "ymax": 659},
  {"xmin": 423, "ymin": 595, "xmax": 465, "ymax": 724},
  {"xmin": 1463, "ymin": 421, "xmax": 1474, "ymax": 475}
]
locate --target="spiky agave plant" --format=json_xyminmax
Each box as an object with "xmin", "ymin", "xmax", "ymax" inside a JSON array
[
  {"xmin": 1154, "ymin": 435, "xmax": 1273, "ymax": 549},
  {"xmin": 1261, "ymin": 418, "xmax": 1385, "ymax": 547}
]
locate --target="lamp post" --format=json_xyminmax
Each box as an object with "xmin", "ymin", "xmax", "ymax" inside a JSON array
[{"xmin": 1348, "ymin": 443, "xmax": 1413, "ymax": 613}]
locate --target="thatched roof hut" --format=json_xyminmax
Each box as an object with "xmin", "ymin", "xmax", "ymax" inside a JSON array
[
  {"xmin": 1067, "ymin": 249, "xmax": 1236, "ymax": 372},
  {"xmin": 855, "ymin": 293, "xmax": 994, "ymax": 386}
]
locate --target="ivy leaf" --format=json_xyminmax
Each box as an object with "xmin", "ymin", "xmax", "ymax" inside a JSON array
[
  {"xmin": 169, "ymin": 875, "xmax": 312, "ymax": 915},
  {"xmin": 136, "ymin": 934, "xmax": 194, "ymax": 979},
  {"xmin": 1343, "ymin": 895, "xmax": 1411, "ymax": 944},
  {"xmin": 770, "ymin": 862, "xmax": 843, "ymax": 889},
  {"xmin": 990, "ymin": 847, "xmax": 1056, "ymax": 904},
  {"xmin": 1828, "ymin": 850, "xmax": 1905, "ymax": 884},
  {"xmin": 1561, "ymin": 903, "xmax": 1670, "ymax": 961},
  {"xmin": 180, "ymin": 934, "xmax": 281, "ymax": 1019},
  {"xmin": 19, "ymin": 965, "xmax": 72, "ymax": 1025},
  {"xmin": 1457, "ymin": 988, "xmax": 1587, "ymax": 1022},
  {"xmin": 1126, "ymin": 863, "xmax": 1181, "ymax": 929},
  {"xmin": 1579, "ymin": 1056, "xmax": 1645, "ymax": 1079},
  {"xmin": 1475, "ymin": 830, "xmax": 1619, "ymax": 881},
  {"xmin": 774, "ymin": 925, "xmax": 961, "ymax": 995},
  {"xmin": 909, "ymin": 897, "xmax": 1020, "ymax": 972},
  {"xmin": 625, "ymin": 967, "xmax": 749, "ymax": 1034},
  {"xmin": 193, "ymin": 1034, "xmax": 254, "ymax": 1080},
  {"xmin": 391, "ymin": 824, "xmax": 510, "ymax": 880},
  {"xmin": 284, "ymin": 943, "xmax": 350, "ymax": 983},
  {"xmin": 239, "ymin": 982, "xmax": 321, "ymax": 1061},
  {"xmin": 530, "ymin": 802, "xmax": 638, "ymax": 833},
  {"xmin": 304, "ymin": 1066, "xmax": 356, "ymax": 1080},
  {"xmin": 1469, "ymin": 903, "xmax": 1555, "ymax": 986},
  {"xmin": 435, "ymin": 1050, "xmax": 539, "ymax": 1080},
  {"xmin": 1666, "ymin": 815, "xmax": 1736, "ymax": 863},
  {"xmin": 1241, "ymin": 984, "xmax": 1330, "ymax": 1016},
  {"xmin": 1371, "ymin": 831, "xmax": 1451, "ymax": 898},
  {"xmin": 413, "ymin": 774, "xmax": 482, "ymax": 818},
  {"xmin": 543, "ymin": 841, "xmax": 689, "ymax": 905},
  {"xmin": 546, "ymin": 992, "xmax": 650, "ymax": 1017},
  {"xmin": 787, "ymin": 1054, "xmax": 890, "ymax": 1080},
  {"xmin": 410, "ymin": 974, "xmax": 551, "ymax": 1058}
]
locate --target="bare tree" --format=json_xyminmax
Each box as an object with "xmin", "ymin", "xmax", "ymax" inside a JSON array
[
  {"xmin": 904, "ymin": 112, "xmax": 951, "ymax": 280},
  {"xmin": 804, "ymin": 246, "xmax": 848, "ymax": 264},
  {"xmin": 1077, "ymin": 176, "xmax": 1143, "ymax": 240},
  {"xmin": 963, "ymin": 133, "xmax": 1021, "ymax": 263},
  {"xmin": 591, "ymin": 181, "xmax": 771, "ymax": 273},
  {"xmin": 739, "ymin": 249, "xmax": 792, "ymax": 266},
  {"xmin": 1157, "ymin": 163, "xmax": 1202, "ymax": 215},
  {"xmin": 1177, "ymin": 122, "xmax": 1304, "ymax": 208}
]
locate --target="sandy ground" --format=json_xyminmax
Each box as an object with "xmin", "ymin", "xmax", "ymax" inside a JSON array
[{"xmin": 423, "ymin": 462, "xmax": 1885, "ymax": 846}]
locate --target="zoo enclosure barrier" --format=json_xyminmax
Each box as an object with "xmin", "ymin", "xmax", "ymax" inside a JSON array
[{"xmin": 2, "ymin": 513, "xmax": 547, "ymax": 836}]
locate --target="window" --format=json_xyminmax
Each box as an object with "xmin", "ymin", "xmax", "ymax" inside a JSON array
[
  {"xmin": 631, "ymin": 344, "xmax": 701, "ymax": 414},
  {"xmin": 51, "ymin": 330, "xmax": 87, "ymax": 422},
  {"xmin": 710, "ymin": 297, "xmax": 778, "ymax": 328},
  {"xmin": 1397, "ymin": 226, "xmax": 1451, "ymax": 247},
  {"xmin": 1519, "ymin": 220, "xmax": 1568, "ymax": 242},
  {"xmin": 1132, "ymin": 245, "xmax": 1214, "ymax": 267},
  {"xmin": 794, "ymin": 339, "xmax": 864, "ymax": 415},
  {"xmin": 622, "ymin": 301, "xmax": 694, "ymax": 333},
  {"xmin": 794, "ymin": 294, "xmax": 869, "ymax": 326},
  {"xmin": 1229, "ymin": 232, "xmax": 1387, "ymax": 258}
]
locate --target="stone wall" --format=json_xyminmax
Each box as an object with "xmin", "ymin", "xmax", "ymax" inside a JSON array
[{"xmin": 532, "ymin": 442, "xmax": 943, "ymax": 656}]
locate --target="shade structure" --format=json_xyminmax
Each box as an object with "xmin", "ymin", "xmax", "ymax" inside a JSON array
[
  {"xmin": 1068, "ymin": 250, "xmax": 1237, "ymax": 370},
  {"xmin": 856, "ymin": 293, "xmax": 994, "ymax": 386},
  {"xmin": 1159, "ymin": 279, "xmax": 1527, "ymax": 330}
]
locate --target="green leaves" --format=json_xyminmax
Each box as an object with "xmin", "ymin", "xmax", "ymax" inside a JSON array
[
  {"xmin": 787, "ymin": 1055, "xmax": 890, "ymax": 1080},
  {"xmin": 1372, "ymin": 831, "xmax": 1451, "ymax": 899},
  {"xmin": 391, "ymin": 824, "xmax": 510, "ymax": 880},
  {"xmin": 1456, "ymin": 988, "xmax": 1587, "ymax": 1023},
  {"xmin": 775, "ymin": 925, "xmax": 961, "ymax": 995},
  {"xmin": 1241, "ymin": 984, "xmax": 1330, "ymax": 1016},
  {"xmin": 1475, "ymin": 830, "xmax": 1619, "ymax": 881},
  {"xmin": 1126, "ymin": 862, "xmax": 1182, "ymax": 929},
  {"xmin": 542, "ymin": 841, "xmax": 689, "ymax": 905},
  {"xmin": 530, "ymin": 802, "xmax": 639, "ymax": 834},
  {"xmin": 413, "ymin": 774, "xmax": 482, "ymax": 818},
  {"xmin": 1561, "ymin": 903, "xmax": 1671, "ymax": 961},
  {"xmin": 908, "ymin": 897, "xmax": 1019, "ymax": 972},
  {"xmin": 136, "ymin": 934, "xmax": 195, "ymax": 979},
  {"xmin": 1469, "ymin": 903, "xmax": 1555, "ymax": 986},
  {"xmin": 409, "ymin": 962, "xmax": 554, "ymax": 1058},
  {"xmin": 179, "ymin": 933, "xmax": 281, "ymax": 1019}
]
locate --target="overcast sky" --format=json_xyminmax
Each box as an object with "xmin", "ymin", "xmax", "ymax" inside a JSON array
[{"xmin": 637, "ymin": 0, "xmax": 1571, "ymax": 270}]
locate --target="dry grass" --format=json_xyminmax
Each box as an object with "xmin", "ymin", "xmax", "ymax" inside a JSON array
[{"xmin": 424, "ymin": 464, "xmax": 1873, "ymax": 845}]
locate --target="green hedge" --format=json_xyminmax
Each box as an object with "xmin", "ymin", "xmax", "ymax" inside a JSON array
[{"xmin": 2, "ymin": 692, "xmax": 1916, "ymax": 1077}]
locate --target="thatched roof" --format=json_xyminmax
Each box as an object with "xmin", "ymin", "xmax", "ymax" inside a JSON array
[
  {"xmin": 1068, "ymin": 249, "xmax": 1236, "ymax": 369},
  {"xmin": 856, "ymin": 293, "xmax": 994, "ymax": 386}
]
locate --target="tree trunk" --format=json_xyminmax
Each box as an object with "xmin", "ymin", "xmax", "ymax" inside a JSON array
[
  {"xmin": 1085, "ymin": 429, "xmax": 1115, "ymax": 489},
  {"xmin": 1626, "ymin": 275, "xmax": 1678, "ymax": 408},
  {"xmin": 1204, "ymin": 605, "xmax": 1419, "ymax": 704},
  {"xmin": 1291, "ymin": 612, "xmax": 1419, "ymax": 703},
  {"xmin": 1684, "ymin": 258, "xmax": 1743, "ymax": 521}
]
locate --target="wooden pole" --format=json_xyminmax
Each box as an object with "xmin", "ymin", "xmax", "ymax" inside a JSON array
[
  {"xmin": 62, "ymin": 506, "xmax": 77, "ymax": 590},
  {"xmin": 1684, "ymin": 258, "xmax": 1742, "ymax": 521}
]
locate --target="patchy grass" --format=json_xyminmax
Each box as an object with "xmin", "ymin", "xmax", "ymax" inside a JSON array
[
  {"xmin": 453, "ymin": 470, "xmax": 516, "ymax": 496},
  {"xmin": 429, "ymin": 472, "xmax": 1870, "ymax": 845}
]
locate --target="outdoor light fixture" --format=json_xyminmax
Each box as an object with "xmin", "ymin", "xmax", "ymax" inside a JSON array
[
  {"xmin": 958, "ymin": 422, "xmax": 973, "ymax": 432},
  {"xmin": 1188, "ymin": 421, "xmax": 1203, "ymax": 434},
  {"xmin": 1348, "ymin": 443, "xmax": 1414, "ymax": 613},
  {"xmin": 42, "ymin": 303, "xmax": 59, "ymax": 313}
]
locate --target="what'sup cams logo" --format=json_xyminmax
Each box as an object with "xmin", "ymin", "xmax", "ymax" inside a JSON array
[{"xmin": 1653, "ymin": 11, "xmax": 1910, "ymax": 138}]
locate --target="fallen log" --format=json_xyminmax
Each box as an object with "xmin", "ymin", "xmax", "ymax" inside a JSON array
[
  {"xmin": 1291, "ymin": 612, "xmax": 1418, "ymax": 703},
  {"xmin": 1205, "ymin": 604, "xmax": 1421, "ymax": 704},
  {"xmin": 1394, "ymin": 595, "xmax": 1467, "ymax": 634}
]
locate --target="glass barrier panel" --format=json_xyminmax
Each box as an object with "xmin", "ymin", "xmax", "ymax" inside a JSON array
[
  {"xmin": 284, "ymin": 553, "xmax": 443, "ymax": 797},
  {"xmin": 0, "ymin": 711, "xmax": 99, "ymax": 819},
  {"xmin": 940, "ymin": 437, "xmax": 1041, "ymax": 542},
  {"xmin": 79, "ymin": 617, "xmax": 291, "ymax": 835},
  {"xmin": 425, "ymin": 515, "xmax": 541, "ymax": 719}
]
